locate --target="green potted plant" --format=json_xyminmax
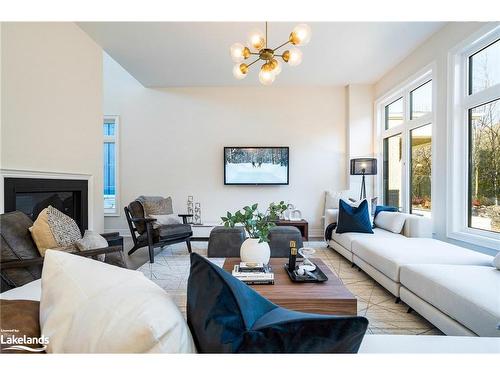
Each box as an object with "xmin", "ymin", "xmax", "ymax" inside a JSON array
[{"xmin": 221, "ymin": 201, "xmax": 287, "ymax": 264}]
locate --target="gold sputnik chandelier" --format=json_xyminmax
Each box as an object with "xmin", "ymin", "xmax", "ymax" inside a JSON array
[{"xmin": 230, "ymin": 22, "xmax": 311, "ymax": 85}]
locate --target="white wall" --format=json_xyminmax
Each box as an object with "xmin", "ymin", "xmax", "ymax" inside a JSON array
[
  {"xmin": 104, "ymin": 54, "xmax": 348, "ymax": 236},
  {"xmin": 374, "ymin": 22, "xmax": 497, "ymax": 254},
  {"xmin": 346, "ymin": 84, "xmax": 375, "ymax": 199},
  {"xmin": 1, "ymin": 23, "xmax": 104, "ymax": 231}
]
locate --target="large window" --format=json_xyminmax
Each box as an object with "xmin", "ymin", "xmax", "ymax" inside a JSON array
[
  {"xmin": 467, "ymin": 38, "xmax": 500, "ymax": 234},
  {"xmin": 103, "ymin": 116, "xmax": 119, "ymax": 216},
  {"xmin": 379, "ymin": 71, "xmax": 433, "ymax": 216},
  {"xmin": 410, "ymin": 124, "xmax": 432, "ymax": 217},
  {"xmin": 383, "ymin": 134, "xmax": 402, "ymax": 208},
  {"xmin": 448, "ymin": 25, "xmax": 500, "ymax": 249},
  {"xmin": 468, "ymin": 100, "xmax": 500, "ymax": 233}
]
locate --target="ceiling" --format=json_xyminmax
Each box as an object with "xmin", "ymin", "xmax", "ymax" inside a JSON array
[{"xmin": 79, "ymin": 22, "xmax": 445, "ymax": 87}]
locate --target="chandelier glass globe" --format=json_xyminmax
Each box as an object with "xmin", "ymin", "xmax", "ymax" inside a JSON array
[
  {"xmin": 230, "ymin": 43, "xmax": 246, "ymax": 63},
  {"xmin": 259, "ymin": 68, "xmax": 275, "ymax": 85},
  {"xmin": 290, "ymin": 24, "xmax": 312, "ymax": 46},
  {"xmin": 248, "ymin": 29, "xmax": 266, "ymax": 50},
  {"xmin": 232, "ymin": 64, "xmax": 248, "ymax": 80},
  {"xmin": 286, "ymin": 47, "xmax": 303, "ymax": 66}
]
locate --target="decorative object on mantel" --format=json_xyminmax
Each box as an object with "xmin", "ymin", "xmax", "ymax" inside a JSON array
[
  {"xmin": 193, "ymin": 202, "xmax": 202, "ymax": 225},
  {"xmin": 283, "ymin": 203, "xmax": 294, "ymax": 220},
  {"xmin": 221, "ymin": 202, "xmax": 287, "ymax": 264},
  {"xmin": 230, "ymin": 22, "xmax": 311, "ymax": 85},
  {"xmin": 350, "ymin": 158, "xmax": 377, "ymax": 200},
  {"xmin": 289, "ymin": 209, "xmax": 302, "ymax": 221},
  {"xmin": 186, "ymin": 196, "xmax": 194, "ymax": 224}
]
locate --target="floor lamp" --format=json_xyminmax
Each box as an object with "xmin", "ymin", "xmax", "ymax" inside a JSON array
[{"xmin": 350, "ymin": 158, "xmax": 377, "ymax": 200}]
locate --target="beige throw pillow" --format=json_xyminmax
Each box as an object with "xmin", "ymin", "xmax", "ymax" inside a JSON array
[
  {"xmin": 30, "ymin": 206, "xmax": 82, "ymax": 256},
  {"xmin": 30, "ymin": 208, "xmax": 58, "ymax": 256}
]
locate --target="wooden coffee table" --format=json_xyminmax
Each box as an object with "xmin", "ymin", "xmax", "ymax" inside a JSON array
[{"xmin": 223, "ymin": 258, "xmax": 357, "ymax": 315}]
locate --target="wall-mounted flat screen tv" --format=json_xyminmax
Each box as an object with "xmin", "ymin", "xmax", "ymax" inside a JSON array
[{"xmin": 224, "ymin": 147, "xmax": 289, "ymax": 185}]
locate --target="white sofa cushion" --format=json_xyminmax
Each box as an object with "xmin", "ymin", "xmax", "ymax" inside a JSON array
[
  {"xmin": 331, "ymin": 227, "xmax": 402, "ymax": 252},
  {"xmin": 374, "ymin": 211, "xmax": 406, "ymax": 233},
  {"xmin": 325, "ymin": 190, "xmax": 350, "ymax": 210},
  {"xmin": 352, "ymin": 237, "xmax": 494, "ymax": 282},
  {"xmin": 40, "ymin": 250, "xmax": 196, "ymax": 353},
  {"xmin": 401, "ymin": 214, "xmax": 433, "ymax": 238},
  {"xmin": 0, "ymin": 279, "xmax": 41, "ymax": 301},
  {"xmin": 400, "ymin": 264, "xmax": 500, "ymax": 337}
]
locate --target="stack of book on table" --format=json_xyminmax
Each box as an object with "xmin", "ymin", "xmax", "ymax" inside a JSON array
[{"xmin": 231, "ymin": 262, "xmax": 274, "ymax": 285}]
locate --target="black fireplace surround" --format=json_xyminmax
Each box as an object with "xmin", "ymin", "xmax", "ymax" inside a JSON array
[{"xmin": 3, "ymin": 178, "xmax": 88, "ymax": 233}]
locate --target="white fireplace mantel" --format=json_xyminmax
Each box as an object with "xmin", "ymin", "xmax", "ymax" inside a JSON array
[{"xmin": 0, "ymin": 168, "xmax": 95, "ymax": 230}]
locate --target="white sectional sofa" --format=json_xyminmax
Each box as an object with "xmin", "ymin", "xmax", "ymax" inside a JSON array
[
  {"xmin": 400, "ymin": 264, "xmax": 500, "ymax": 337},
  {"xmin": 324, "ymin": 200, "xmax": 499, "ymax": 337}
]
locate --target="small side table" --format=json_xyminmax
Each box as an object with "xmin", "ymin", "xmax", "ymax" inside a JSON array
[{"xmin": 275, "ymin": 219, "xmax": 309, "ymax": 241}]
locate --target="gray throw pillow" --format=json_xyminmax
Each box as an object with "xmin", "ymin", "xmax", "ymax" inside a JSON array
[
  {"xmin": 136, "ymin": 196, "xmax": 173, "ymax": 216},
  {"xmin": 75, "ymin": 230, "xmax": 108, "ymax": 261}
]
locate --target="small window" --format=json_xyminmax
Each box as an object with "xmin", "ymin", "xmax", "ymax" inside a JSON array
[
  {"xmin": 469, "ymin": 39, "xmax": 500, "ymax": 95},
  {"xmin": 383, "ymin": 133, "xmax": 403, "ymax": 208},
  {"xmin": 385, "ymin": 98, "xmax": 404, "ymax": 129},
  {"xmin": 410, "ymin": 124, "xmax": 432, "ymax": 217},
  {"xmin": 410, "ymin": 81, "xmax": 432, "ymax": 119},
  {"xmin": 103, "ymin": 117, "xmax": 118, "ymax": 215},
  {"xmin": 468, "ymin": 99, "xmax": 499, "ymax": 233}
]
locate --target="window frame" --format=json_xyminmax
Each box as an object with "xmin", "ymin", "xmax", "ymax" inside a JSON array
[
  {"xmin": 447, "ymin": 23, "xmax": 500, "ymax": 249},
  {"xmin": 103, "ymin": 115, "xmax": 120, "ymax": 217},
  {"xmin": 375, "ymin": 66, "xmax": 435, "ymax": 216}
]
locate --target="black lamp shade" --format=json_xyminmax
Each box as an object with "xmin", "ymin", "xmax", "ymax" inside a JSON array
[{"xmin": 350, "ymin": 158, "xmax": 377, "ymax": 175}]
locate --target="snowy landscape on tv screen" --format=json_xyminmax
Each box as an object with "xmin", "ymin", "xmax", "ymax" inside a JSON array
[{"xmin": 224, "ymin": 147, "xmax": 289, "ymax": 185}]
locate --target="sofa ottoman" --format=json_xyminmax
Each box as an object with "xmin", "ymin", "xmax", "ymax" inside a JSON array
[
  {"xmin": 207, "ymin": 226, "xmax": 246, "ymax": 257},
  {"xmin": 268, "ymin": 226, "xmax": 304, "ymax": 257}
]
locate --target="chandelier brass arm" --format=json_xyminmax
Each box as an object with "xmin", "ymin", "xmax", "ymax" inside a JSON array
[{"xmin": 230, "ymin": 21, "xmax": 311, "ymax": 85}]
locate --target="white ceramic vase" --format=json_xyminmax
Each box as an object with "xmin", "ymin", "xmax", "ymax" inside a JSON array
[{"xmin": 240, "ymin": 238, "xmax": 271, "ymax": 265}]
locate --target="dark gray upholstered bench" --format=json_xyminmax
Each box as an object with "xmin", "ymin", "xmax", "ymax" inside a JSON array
[
  {"xmin": 268, "ymin": 226, "xmax": 304, "ymax": 257},
  {"xmin": 207, "ymin": 225, "xmax": 304, "ymax": 258},
  {"xmin": 207, "ymin": 226, "xmax": 246, "ymax": 258}
]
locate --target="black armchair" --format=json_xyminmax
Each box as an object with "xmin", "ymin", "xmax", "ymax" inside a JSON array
[{"xmin": 124, "ymin": 200, "xmax": 193, "ymax": 264}]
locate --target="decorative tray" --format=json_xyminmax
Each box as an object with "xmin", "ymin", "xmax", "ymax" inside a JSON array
[{"xmin": 284, "ymin": 262, "xmax": 329, "ymax": 283}]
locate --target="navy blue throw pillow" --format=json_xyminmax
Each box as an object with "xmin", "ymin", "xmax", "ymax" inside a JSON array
[
  {"xmin": 187, "ymin": 253, "xmax": 368, "ymax": 353},
  {"xmin": 336, "ymin": 199, "xmax": 374, "ymax": 234},
  {"xmin": 374, "ymin": 205, "xmax": 398, "ymax": 218}
]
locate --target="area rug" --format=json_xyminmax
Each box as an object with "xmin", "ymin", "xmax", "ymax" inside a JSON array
[{"xmin": 137, "ymin": 241, "xmax": 442, "ymax": 335}]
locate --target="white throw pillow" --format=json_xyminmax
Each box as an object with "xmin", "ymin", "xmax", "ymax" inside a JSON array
[
  {"xmin": 493, "ymin": 252, "xmax": 500, "ymax": 270},
  {"xmin": 149, "ymin": 214, "xmax": 182, "ymax": 228},
  {"xmin": 40, "ymin": 250, "xmax": 196, "ymax": 353},
  {"xmin": 75, "ymin": 230, "xmax": 108, "ymax": 261},
  {"xmin": 325, "ymin": 190, "xmax": 350, "ymax": 210},
  {"xmin": 374, "ymin": 211, "xmax": 406, "ymax": 234}
]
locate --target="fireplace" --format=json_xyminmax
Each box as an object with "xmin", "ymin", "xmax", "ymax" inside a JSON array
[{"xmin": 3, "ymin": 178, "xmax": 88, "ymax": 232}]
